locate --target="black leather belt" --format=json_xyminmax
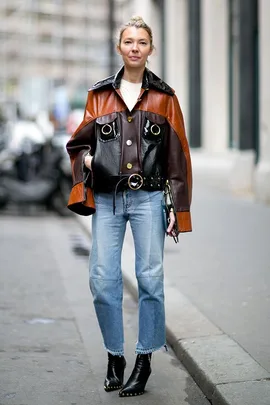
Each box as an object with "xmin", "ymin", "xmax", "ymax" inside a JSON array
[
  {"xmin": 93, "ymin": 174, "xmax": 164, "ymax": 193},
  {"xmin": 112, "ymin": 174, "xmax": 164, "ymax": 192},
  {"xmin": 110, "ymin": 174, "xmax": 165, "ymax": 214}
]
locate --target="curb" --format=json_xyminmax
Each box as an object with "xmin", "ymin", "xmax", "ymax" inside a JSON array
[{"xmin": 75, "ymin": 215, "xmax": 270, "ymax": 405}]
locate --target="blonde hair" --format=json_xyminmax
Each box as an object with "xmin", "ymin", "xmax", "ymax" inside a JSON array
[{"xmin": 118, "ymin": 16, "xmax": 154, "ymax": 50}]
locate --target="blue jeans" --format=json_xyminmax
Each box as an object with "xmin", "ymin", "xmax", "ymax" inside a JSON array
[{"xmin": 89, "ymin": 189, "xmax": 166, "ymax": 355}]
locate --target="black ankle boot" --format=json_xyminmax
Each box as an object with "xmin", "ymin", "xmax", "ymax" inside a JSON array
[
  {"xmin": 119, "ymin": 353, "xmax": 152, "ymax": 397},
  {"xmin": 104, "ymin": 353, "xmax": 126, "ymax": 392}
]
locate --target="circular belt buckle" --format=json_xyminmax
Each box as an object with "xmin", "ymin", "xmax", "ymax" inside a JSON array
[{"xmin": 128, "ymin": 174, "xmax": 143, "ymax": 190}]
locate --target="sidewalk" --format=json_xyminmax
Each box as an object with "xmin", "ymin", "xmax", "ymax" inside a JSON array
[
  {"xmin": 0, "ymin": 214, "xmax": 210, "ymax": 405},
  {"xmin": 77, "ymin": 184, "xmax": 270, "ymax": 405},
  {"xmin": 0, "ymin": 216, "xmax": 99, "ymax": 405}
]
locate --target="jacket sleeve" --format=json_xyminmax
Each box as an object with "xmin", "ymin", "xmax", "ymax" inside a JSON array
[
  {"xmin": 66, "ymin": 91, "xmax": 96, "ymax": 216},
  {"xmin": 166, "ymin": 94, "xmax": 192, "ymax": 233}
]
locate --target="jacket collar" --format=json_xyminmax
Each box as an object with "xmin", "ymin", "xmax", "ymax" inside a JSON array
[{"xmin": 91, "ymin": 66, "xmax": 174, "ymax": 96}]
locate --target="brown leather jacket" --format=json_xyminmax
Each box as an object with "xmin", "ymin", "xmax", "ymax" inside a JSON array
[{"xmin": 66, "ymin": 67, "xmax": 192, "ymax": 232}]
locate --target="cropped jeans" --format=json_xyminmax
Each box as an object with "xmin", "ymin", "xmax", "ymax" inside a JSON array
[{"xmin": 89, "ymin": 189, "xmax": 166, "ymax": 356}]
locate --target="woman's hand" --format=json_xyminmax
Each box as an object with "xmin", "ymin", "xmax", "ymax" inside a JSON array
[
  {"xmin": 84, "ymin": 155, "xmax": 93, "ymax": 170},
  {"xmin": 166, "ymin": 211, "xmax": 176, "ymax": 237}
]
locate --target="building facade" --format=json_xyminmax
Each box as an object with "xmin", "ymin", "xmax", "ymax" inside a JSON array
[
  {"xmin": 0, "ymin": 0, "xmax": 110, "ymax": 117},
  {"xmin": 0, "ymin": 0, "xmax": 269, "ymax": 202},
  {"xmin": 125, "ymin": 0, "xmax": 270, "ymax": 203}
]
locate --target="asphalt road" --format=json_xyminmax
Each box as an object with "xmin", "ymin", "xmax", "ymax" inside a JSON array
[{"xmin": 0, "ymin": 213, "xmax": 209, "ymax": 405}]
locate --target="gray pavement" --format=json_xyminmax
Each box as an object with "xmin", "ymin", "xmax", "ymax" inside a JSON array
[
  {"xmin": 76, "ymin": 184, "xmax": 270, "ymax": 405},
  {"xmin": 164, "ymin": 184, "xmax": 270, "ymax": 371},
  {"xmin": 0, "ymin": 214, "xmax": 209, "ymax": 405}
]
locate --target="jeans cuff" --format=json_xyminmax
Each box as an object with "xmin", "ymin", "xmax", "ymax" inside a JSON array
[
  {"xmin": 135, "ymin": 343, "xmax": 167, "ymax": 354},
  {"xmin": 106, "ymin": 347, "xmax": 125, "ymax": 356}
]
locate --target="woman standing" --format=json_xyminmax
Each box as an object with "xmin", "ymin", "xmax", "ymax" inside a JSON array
[{"xmin": 66, "ymin": 16, "xmax": 192, "ymax": 397}]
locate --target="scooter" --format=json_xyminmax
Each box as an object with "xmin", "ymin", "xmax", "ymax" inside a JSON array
[{"xmin": 0, "ymin": 142, "xmax": 71, "ymax": 216}]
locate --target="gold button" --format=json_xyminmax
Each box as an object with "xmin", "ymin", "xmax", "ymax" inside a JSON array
[
  {"xmin": 127, "ymin": 163, "xmax": 132, "ymax": 169},
  {"xmin": 126, "ymin": 140, "xmax": 132, "ymax": 146},
  {"xmin": 127, "ymin": 116, "xmax": 133, "ymax": 123}
]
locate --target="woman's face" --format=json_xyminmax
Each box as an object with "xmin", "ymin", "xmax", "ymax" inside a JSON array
[{"xmin": 118, "ymin": 26, "xmax": 153, "ymax": 69}]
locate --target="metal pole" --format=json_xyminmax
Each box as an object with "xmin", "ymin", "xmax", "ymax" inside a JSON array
[
  {"xmin": 188, "ymin": 0, "xmax": 201, "ymax": 148},
  {"xmin": 108, "ymin": 0, "xmax": 115, "ymax": 75},
  {"xmin": 238, "ymin": 0, "xmax": 259, "ymax": 159},
  {"xmin": 159, "ymin": 0, "xmax": 166, "ymax": 80}
]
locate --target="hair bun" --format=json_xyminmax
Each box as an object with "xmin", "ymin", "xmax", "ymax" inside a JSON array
[{"xmin": 130, "ymin": 15, "xmax": 145, "ymax": 24}]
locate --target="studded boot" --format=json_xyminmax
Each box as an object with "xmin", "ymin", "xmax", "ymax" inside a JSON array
[
  {"xmin": 119, "ymin": 353, "xmax": 152, "ymax": 397},
  {"xmin": 104, "ymin": 353, "xmax": 126, "ymax": 392}
]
